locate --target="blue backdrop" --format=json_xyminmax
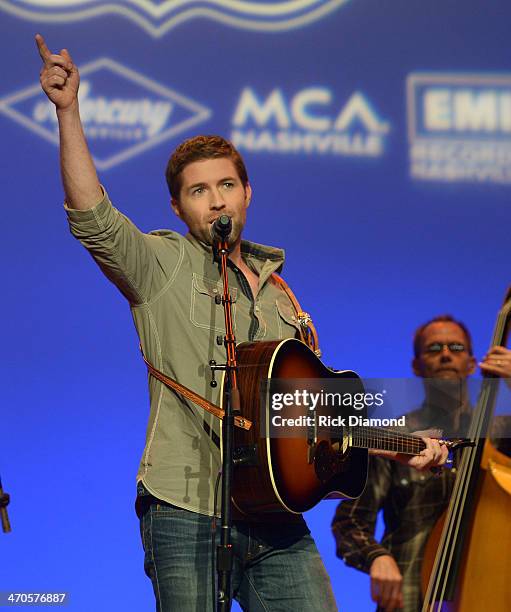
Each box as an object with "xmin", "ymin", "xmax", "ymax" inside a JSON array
[{"xmin": 1, "ymin": 1, "xmax": 510, "ymax": 610}]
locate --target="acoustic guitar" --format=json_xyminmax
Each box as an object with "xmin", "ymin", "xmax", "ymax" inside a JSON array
[{"xmin": 223, "ymin": 338, "xmax": 460, "ymax": 516}]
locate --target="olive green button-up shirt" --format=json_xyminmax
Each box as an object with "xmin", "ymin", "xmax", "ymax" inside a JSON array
[{"xmin": 66, "ymin": 189, "xmax": 302, "ymax": 516}]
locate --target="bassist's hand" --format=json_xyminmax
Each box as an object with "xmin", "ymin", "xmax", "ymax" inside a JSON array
[
  {"xmin": 370, "ymin": 554, "xmax": 404, "ymax": 611},
  {"xmin": 479, "ymin": 345, "xmax": 511, "ymax": 388}
]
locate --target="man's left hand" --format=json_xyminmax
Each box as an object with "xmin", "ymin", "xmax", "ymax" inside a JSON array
[
  {"xmin": 401, "ymin": 434, "xmax": 448, "ymax": 471},
  {"xmin": 372, "ymin": 432, "xmax": 448, "ymax": 471}
]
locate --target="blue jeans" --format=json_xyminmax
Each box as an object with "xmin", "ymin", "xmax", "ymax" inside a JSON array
[{"xmin": 139, "ymin": 497, "xmax": 337, "ymax": 611}]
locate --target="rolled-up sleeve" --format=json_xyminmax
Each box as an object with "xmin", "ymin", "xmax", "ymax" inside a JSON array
[
  {"xmin": 332, "ymin": 456, "xmax": 392, "ymax": 572},
  {"xmin": 65, "ymin": 187, "xmax": 182, "ymax": 305}
]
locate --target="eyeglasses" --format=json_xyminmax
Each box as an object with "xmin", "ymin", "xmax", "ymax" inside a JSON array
[{"xmin": 424, "ymin": 342, "xmax": 466, "ymax": 354}]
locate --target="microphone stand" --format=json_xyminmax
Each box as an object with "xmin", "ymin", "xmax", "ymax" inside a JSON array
[
  {"xmin": 212, "ymin": 230, "xmax": 241, "ymax": 612},
  {"xmin": 0, "ymin": 476, "xmax": 11, "ymax": 533}
]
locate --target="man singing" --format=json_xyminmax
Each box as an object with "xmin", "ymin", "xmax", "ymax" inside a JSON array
[{"xmin": 36, "ymin": 34, "xmax": 448, "ymax": 610}]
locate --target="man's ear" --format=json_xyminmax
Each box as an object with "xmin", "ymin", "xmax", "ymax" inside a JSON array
[
  {"xmin": 171, "ymin": 198, "xmax": 181, "ymax": 218},
  {"xmin": 467, "ymin": 355, "xmax": 477, "ymax": 376},
  {"xmin": 412, "ymin": 358, "xmax": 422, "ymax": 377},
  {"xmin": 245, "ymin": 183, "xmax": 252, "ymax": 208}
]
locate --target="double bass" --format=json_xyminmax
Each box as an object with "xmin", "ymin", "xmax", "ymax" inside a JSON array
[{"xmin": 421, "ymin": 288, "xmax": 511, "ymax": 611}]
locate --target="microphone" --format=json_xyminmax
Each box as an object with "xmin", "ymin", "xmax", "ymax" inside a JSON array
[{"xmin": 211, "ymin": 215, "xmax": 232, "ymax": 243}]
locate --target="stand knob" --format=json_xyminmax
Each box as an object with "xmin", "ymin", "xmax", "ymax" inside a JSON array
[{"xmin": 209, "ymin": 360, "xmax": 218, "ymax": 388}]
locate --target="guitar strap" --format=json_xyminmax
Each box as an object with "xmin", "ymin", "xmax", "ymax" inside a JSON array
[
  {"xmin": 140, "ymin": 273, "xmax": 320, "ymax": 430},
  {"xmin": 271, "ymin": 273, "xmax": 321, "ymax": 357},
  {"xmin": 140, "ymin": 351, "xmax": 252, "ymax": 431}
]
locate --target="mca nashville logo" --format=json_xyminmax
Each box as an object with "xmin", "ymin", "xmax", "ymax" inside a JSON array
[
  {"xmin": 0, "ymin": 0, "xmax": 351, "ymax": 37},
  {"xmin": 231, "ymin": 86, "xmax": 390, "ymax": 158},
  {"xmin": 407, "ymin": 72, "xmax": 511, "ymax": 185},
  {"xmin": 0, "ymin": 58, "xmax": 211, "ymax": 170}
]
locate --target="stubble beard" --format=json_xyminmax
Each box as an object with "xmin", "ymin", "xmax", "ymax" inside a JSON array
[{"xmin": 207, "ymin": 217, "xmax": 243, "ymax": 249}]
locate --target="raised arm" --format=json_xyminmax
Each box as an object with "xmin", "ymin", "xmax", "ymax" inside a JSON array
[{"xmin": 36, "ymin": 34, "xmax": 102, "ymax": 210}]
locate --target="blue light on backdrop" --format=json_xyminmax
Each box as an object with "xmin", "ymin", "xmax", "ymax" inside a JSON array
[{"xmin": 1, "ymin": 1, "xmax": 510, "ymax": 610}]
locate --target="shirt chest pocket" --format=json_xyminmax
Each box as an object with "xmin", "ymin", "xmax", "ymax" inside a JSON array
[
  {"xmin": 275, "ymin": 298, "xmax": 302, "ymax": 340},
  {"xmin": 190, "ymin": 273, "xmax": 237, "ymax": 333},
  {"xmin": 393, "ymin": 468, "xmax": 447, "ymax": 521}
]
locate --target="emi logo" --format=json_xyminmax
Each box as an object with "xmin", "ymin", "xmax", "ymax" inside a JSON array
[
  {"xmin": 407, "ymin": 72, "xmax": 511, "ymax": 185},
  {"xmin": 0, "ymin": 58, "xmax": 211, "ymax": 170}
]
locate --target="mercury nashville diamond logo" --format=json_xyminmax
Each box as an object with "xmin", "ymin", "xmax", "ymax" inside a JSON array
[
  {"xmin": 0, "ymin": 58, "xmax": 211, "ymax": 170},
  {"xmin": 0, "ymin": 0, "xmax": 351, "ymax": 37}
]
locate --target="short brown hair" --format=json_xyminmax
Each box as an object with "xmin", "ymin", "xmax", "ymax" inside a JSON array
[
  {"xmin": 165, "ymin": 135, "xmax": 249, "ymax": 199},
  {"xmin": 413, "ymin": 314, "xmax": 473, "ymax": 358}
]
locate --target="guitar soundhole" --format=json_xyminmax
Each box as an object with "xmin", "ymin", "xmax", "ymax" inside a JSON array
[{"xmin": 314, "ymin": 440, "xmax": 349, "ymax": 482}]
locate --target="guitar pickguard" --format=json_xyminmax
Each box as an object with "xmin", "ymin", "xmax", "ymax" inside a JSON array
[{"xmin": 314, "ymin": 438, "xmax": 352, "ymax": 483}]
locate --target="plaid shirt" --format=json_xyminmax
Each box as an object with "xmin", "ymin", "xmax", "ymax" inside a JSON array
[
  {"xmin": 331, "ymin": 404, "xmax": 462, "ymax": 612},
  {"xmin": 332, "ymin": 402, "xmax": 511, "ymax": 612}
]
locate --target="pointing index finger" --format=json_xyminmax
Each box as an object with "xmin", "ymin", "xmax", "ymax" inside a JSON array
[{"xmin": 35, "ymin": 33, "xmax": 52, "ymax": 64}]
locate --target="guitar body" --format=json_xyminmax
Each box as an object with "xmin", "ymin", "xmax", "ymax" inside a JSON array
[{"xmin": 224, "ymin": 338, "xmax": 368, "ymax": 516}]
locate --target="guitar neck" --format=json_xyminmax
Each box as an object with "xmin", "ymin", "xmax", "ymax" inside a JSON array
[{"xmin": 350, "ymin": 426, "xmax": 426, "ymax": 455}]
